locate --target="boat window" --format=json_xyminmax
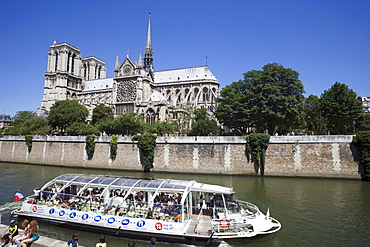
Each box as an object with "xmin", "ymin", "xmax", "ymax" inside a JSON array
[{"xmin": 224, "ymin": 194, "xmax": 240, "ymax": 214}]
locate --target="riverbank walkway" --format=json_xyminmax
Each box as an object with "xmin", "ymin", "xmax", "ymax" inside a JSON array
[{"xmin": 0, "ymin": 224, "xmax": 84, "ymax": 247}]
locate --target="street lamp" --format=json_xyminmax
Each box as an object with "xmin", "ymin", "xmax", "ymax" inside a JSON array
[{"xmin": 353, "ymin": 121, "xmax": 356, "ymax": 135}]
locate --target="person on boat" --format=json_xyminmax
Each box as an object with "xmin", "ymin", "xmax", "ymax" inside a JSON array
[
  {"xmin": 10, "ymin": 219, "xmax": 29, "ymax": 246},
  {"xmin": 126, "ymin": 208, "xmax": 135, "ymax": 217},
  {"xmin": 95, "ymin": 235, "xmax": 106, "ymax": 247},
  {"xmin": 127, "ymin": 240, "xmax": 135, "ymax": 247},
  {"xmin": 19, "ymin": 220, "xmax": 39, "ymax": 247},
  {"xmin": 147, "ymin": 237, "xmax": 156, "ymax": 247},
  {"xmin": 1, "ymin": 220, "xmax": 18, "ymax": 247},
  {"xmin": 66, "ymin": 233, "xmax": 79, "ymax": 247}
]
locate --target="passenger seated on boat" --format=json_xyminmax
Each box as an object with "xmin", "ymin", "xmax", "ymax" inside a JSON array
[
  {"xmin": 126, "ymin": 208, "xmax": 135, "ymax": 217},
  {"xmin": 174, "ymin": 214, "xmax": 181, "ymax": 222}
]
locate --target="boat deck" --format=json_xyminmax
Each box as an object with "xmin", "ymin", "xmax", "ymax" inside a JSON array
[{"xmin": 186, "ymin": 214, "xmax": 213, "ymax": 237}]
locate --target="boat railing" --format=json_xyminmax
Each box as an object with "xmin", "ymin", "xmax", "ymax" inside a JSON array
[
  {"xmin": 211, "ymin": 218, "xmax": 237, "ymax": 233},
  {"xmin": 238, "ymin": 200, "xmax": 260, "ymax": 218},
  {"xmin": 193, "ymin": 208, "xmax": 203, "ymax": 234}
]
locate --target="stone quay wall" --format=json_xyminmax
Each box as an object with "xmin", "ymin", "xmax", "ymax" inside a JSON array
[{"xmin": 0, "ymin": 135, "xmax": 362, "ymax": 179}]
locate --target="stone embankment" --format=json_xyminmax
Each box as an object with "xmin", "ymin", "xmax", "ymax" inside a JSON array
[{"xmin": 0, "ymin": 135, "xmax": 362, "ymax": 179}]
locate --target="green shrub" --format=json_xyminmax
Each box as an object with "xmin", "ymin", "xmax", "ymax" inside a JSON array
[
  {"xmin": 25, "ymin": 135, "xmax": 33, "ymax": 152},
  {"xmin": 133, "ymin": 134, "xmax": 157, "ymax": 172},
  {"xmin": 85, "ymin": 135, "xmax": 96, "ymax": 160},
  {"xmin": 110, "ymin": 135, "xmax": 118, "ymax": 160},
  {"xmin": 246, "ymin": 133, "xmax": 270, "ymax": 176},
  {"xmin": 352, "ymin": 131, "xmax": 370, "ymax": 180}
]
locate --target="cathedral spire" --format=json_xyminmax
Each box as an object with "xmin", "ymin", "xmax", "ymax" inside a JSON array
[
  {"xmin": 114, "ymin": 54, "xmax": 120, "ymax": 77},
  {"xmin": 138, "ymin": 49, "xmax": 143, "ymax": 67},
  {"xmin": 144, "ymin": 12, "xmax": 153, "ymax": 75}
]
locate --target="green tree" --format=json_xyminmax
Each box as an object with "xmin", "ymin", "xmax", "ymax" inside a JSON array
[
  {"xmin": 145, "ymin": 121, "xmax": 175, "ymax": 136},
  {"xmin": 304, "ymin": 94, "xmax": 327, "ymax": 134},
  {"xmin": 47, "ymin": 100, "xmax": 89, "ymax": 135},
  {"xmin": 189, "ymin": 108, "xmax": 218, "ymax": 136},
  {"xmin": 91, "ymin": 104, "xmax": 114, "ymax": 125},
  {"xmin": 320, "ymin": 82, "xmax": 363, "ymax": 134},
  {"xmin": 216, "ymin": 63, "xmax": 305, "ymax": 135},
  {"xmin": 5, "ymin": 115, "xmax": 50, "ymax": 135},
  {"xmin": 216, "ymin": 80, "xmax": 249, "ymax": 135},
  {"xmin": 12, "ymin": 110, "xmax": 35, "ymax": 125},
  {"xmin": 97, "ymin": 113, "xmax": 145, "ymax": 135},
  {"xmin": 66, "ymin": 122, "xmax": 100, "ymax": 136}
]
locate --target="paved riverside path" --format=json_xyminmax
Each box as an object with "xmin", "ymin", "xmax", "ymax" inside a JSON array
[{"xmin": 0, "ymin": 224, "xmax": 84, "ymax": 247}]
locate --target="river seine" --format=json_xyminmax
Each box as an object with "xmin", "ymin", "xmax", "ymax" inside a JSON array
[{"xmin": 0, "ymin": 162, "xmax": 369, "ymax": 247}]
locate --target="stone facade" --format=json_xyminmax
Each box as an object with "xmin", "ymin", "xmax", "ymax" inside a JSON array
[
  {"xmin": 0, "ymin": 135, "xmax": 362, "ymax": 179},
  {"xmin": 39, "ymin": 13, "xmax": 219, "ymax": 123}
]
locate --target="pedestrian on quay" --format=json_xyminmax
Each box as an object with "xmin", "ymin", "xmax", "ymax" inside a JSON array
[
  {"xmin": 148, "ymin": 237, "xmax": 156, "ymax": 247},
  {"xmin": 95, "ymin": 235, "xmax": 106, "ymax": 247},
  {"xmin": 1, "ymin": 220, "xmax": 18, "ymax": 247},
  {"xmin": 67, "ymin": 233, "xmax": 79, "ymax": 247}
]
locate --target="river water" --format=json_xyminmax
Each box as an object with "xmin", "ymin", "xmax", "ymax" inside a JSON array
[{"xmin": 0, "ymin": 162, "xmax": 369, "ymax": 247}]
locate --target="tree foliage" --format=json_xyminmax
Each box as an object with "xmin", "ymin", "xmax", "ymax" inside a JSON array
[
  {"xmin": 246, "ymin": 133, "xmax": 270, "ymax": 176},
  {"xmin": 352, "ymin": 131, "xmax": 370, "ymax": 180},
  {"xmin": 216, "ymin": 63, "xmax": 305, "ymax": 135},
  {"xmin": 47, "ymin": 100, "xmax": 89, "ymax": 135},
  {"xmin": 215, "ymin": 80, "xmax": 249, "ymax": 135},
  {"xmin": 85, "ymin": 135, "xmax": 96, "ymax": 160},
  {"xmin": 66, "ymin": 122, "xmax": 100, "ymax": 136},
  {"xmin": 91, "ymin": 104, "xmax": 114, "ymax": 126},
  {"xmin": 320, "ymin": 82, "xmax": 363, "ymax": 134},
  {"xmin": 304, "ymin": 94, "xmax": 327, "ymax": 134},
  {"xmin": 5, "ymin": 114, "xmax": 50, "ymax": 136},
  {"xmin": 189, "ymin": 108, "xmax": 218, "ymax": 136},
  {"xmin": 97, "ymin": 113, "xmax": 145, "ymax": 135},
  {"xmin": 110, "ymin": 135, "xmax": 118, "ymax": 160},
  {"xmin": 133, "ymin": 134, "xmax": 157, "ymax": 172},
  {"xmin": 145, "ymin": 121, "xmax": 175, "ymax": 136}
]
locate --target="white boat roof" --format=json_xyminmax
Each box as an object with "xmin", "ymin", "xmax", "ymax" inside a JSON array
[
  {"xmin": 82, "ymin": 78, "xmax": 114, "ymax": 92},
  {"xmin": 153, "ymin": 66, "xmax": 218, "ymax": 84},
  {"xmin": 42, "ymin": 174, "xmax": 234, "ymax": 194}
]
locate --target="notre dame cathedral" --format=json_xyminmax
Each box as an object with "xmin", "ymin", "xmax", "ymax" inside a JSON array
[{"xmin": 39, "ymin": 13, "xmax": 220, "ymax": 124}]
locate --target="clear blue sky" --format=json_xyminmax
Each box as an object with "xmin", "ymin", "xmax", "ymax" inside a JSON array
[{"xmin": 1, "ymin": 0, "xmax": 369, "ymax": 117}]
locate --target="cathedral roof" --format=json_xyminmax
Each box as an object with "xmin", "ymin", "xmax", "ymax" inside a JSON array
[
  {"xmin": 153, "ymin": 66, "xmax": 218, "ymax": 84},
  {"xmin": 144, "ymin": 91, "xmax": 167, "ymax": 103},
  {"xmin": 82, "ymin": 78, "xmax": 113, "ymax": 92}
]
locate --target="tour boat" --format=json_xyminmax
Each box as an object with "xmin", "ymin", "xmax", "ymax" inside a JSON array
[{"xmin": 12, "ymin": 174, "xmax": 281, "ymax": 245}]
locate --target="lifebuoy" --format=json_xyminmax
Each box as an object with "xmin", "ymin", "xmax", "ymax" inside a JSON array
[{"xmin": 220, "ymin": 218, "xmax": 230, "ymax": 228}]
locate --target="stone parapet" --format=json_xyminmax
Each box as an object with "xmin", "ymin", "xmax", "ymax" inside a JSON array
[{"xmin": 0, "ymin": 135, "xmax": 362, "ymax": 179}]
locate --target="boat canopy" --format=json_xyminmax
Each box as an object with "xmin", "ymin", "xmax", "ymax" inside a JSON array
[{"xmin": 41, "ymin": 174, "xmax": 234, "ymax": 195}]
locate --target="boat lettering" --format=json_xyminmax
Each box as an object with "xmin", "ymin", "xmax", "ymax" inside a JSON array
[
  {"xmin": 59, "ymin": 210, "xmax": 65, "ymax": 216},
  {"xmin": 155, "ymin": 222, "xmax": 162, "ymax": 230},
  {"xmin": 32, "ymin": 205, "xmax": 37, "ymax": 212},
  {"xmin": 121, "ymin": 219, "xmax": 130, "ymax": 225},
  {"xmin": 69, "ymin": 212, "xmax": 77, "ymax": 218},
  {"xmin": 81, "ymin": 213, "xmax": 89, "ymax": 220},
  {"xmin": 107, "ymin": 217, "xmax": 115, "ymax": 224},
  {"xmin": 49, "ymin": 208, "xmax": 55, "ymax": 214},
  {"xmin": 136, "ymin": 220, "xmax": 145, "ymax": 227},
  {"xmin": 94, "ymin": 215, "xmax": 102, "ymax": 222}
]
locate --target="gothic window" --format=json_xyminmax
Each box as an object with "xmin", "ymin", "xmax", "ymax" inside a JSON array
[
  {"xmin": 55, "ymin": 54, "xmax": 58, "ymax": 71},
  {"xmin": 71, "ymin": 56, "xmax": 75, "ymax": 74},
  {"xmin": 84, "ymin": 66, "xmax": 87, "ymax": 79},
  {"xmin": 202, "ymin": 87, "xmax": 209, "ymax": 101},
  {"xmin": 116, "ymin": 80, "xmax": 136, "ymax": 102},
  {"xmin": 146, "ymin": 108, "xmax": 156, "ymax": 124},
  {"xmin": 67, "ymin": 53, "xmax": 70, "ymax": 72}
]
